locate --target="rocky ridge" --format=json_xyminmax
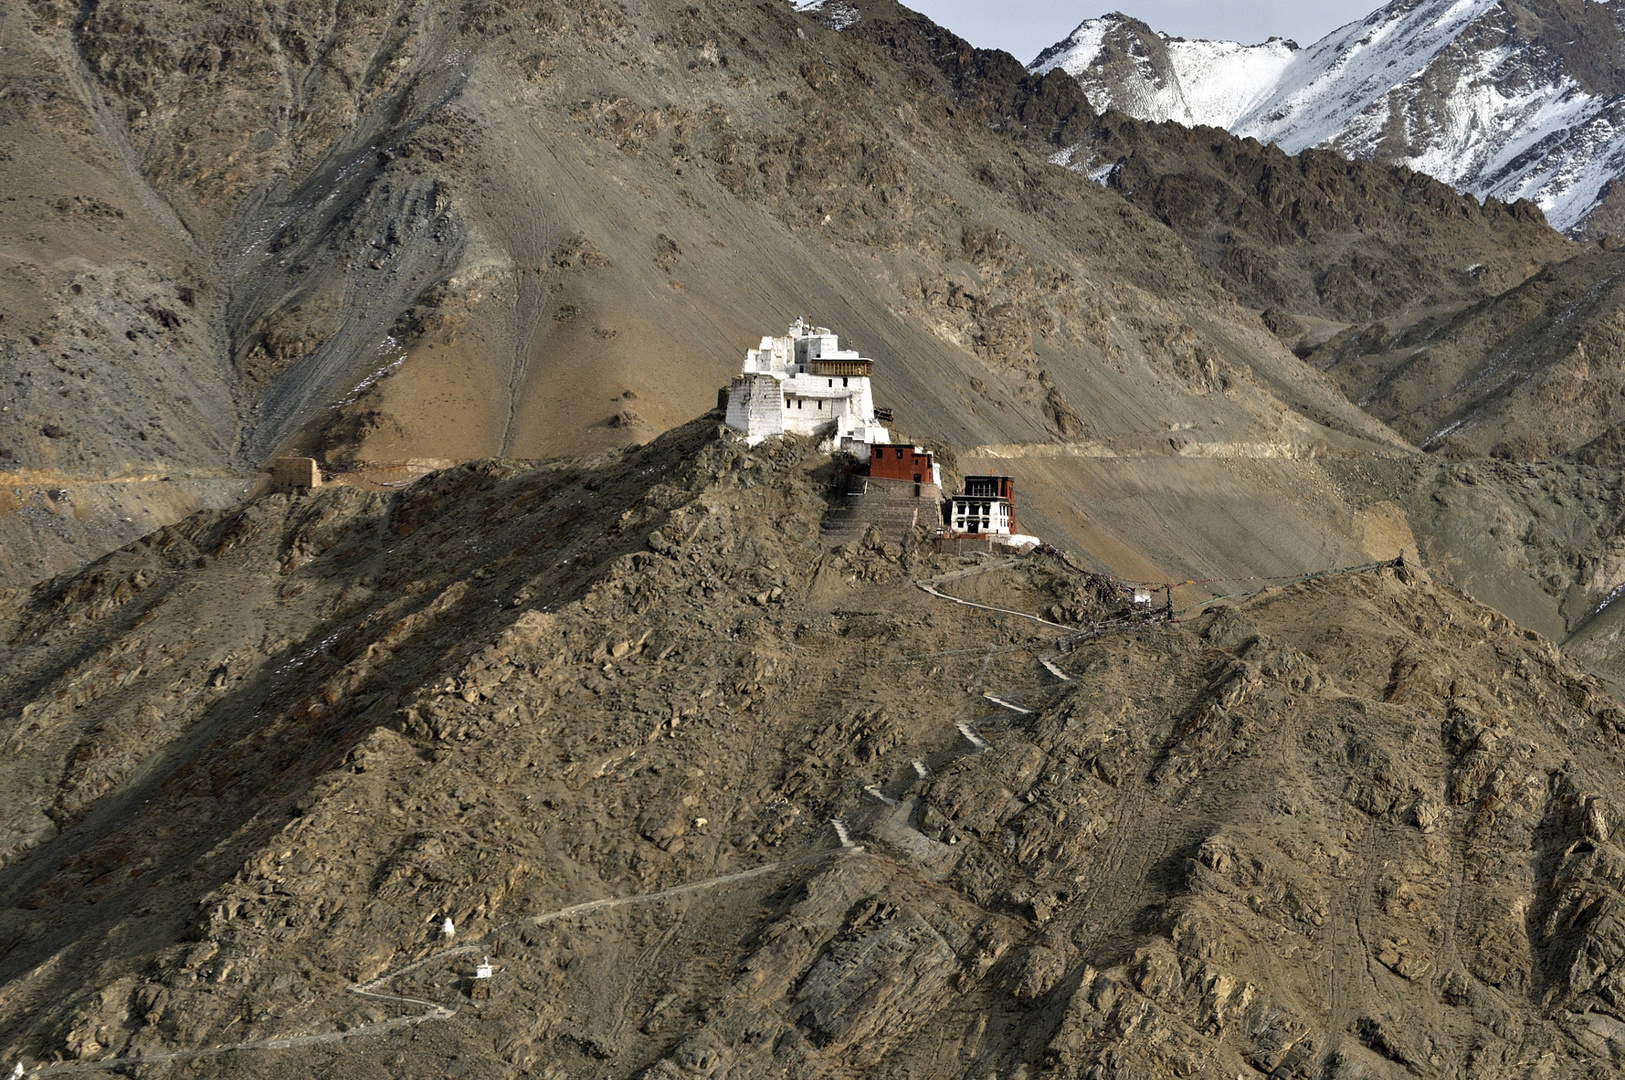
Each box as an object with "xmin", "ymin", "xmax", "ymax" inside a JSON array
[
  {"xmin": 1034, "ymin": 1, "xmax": 1625, "ymax": 237},
  {"xmin": 1307, "ymin": 251, "xmax": 1625, "ymax": 460},
  {"xmin": 5, "ymin": 423, "xmax": 1625, "ymax": 1078},
  {"xmin": 815, "ymin": 0, "xmax": 1575, "ymax": 327}
]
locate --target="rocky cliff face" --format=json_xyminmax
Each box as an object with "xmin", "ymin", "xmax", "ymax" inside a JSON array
[
  {"xmin": 1036, "ymin": 1, "xmax": 1625, "ymax": 237},
  {"xmin": 1308, "ymin": 251, "xmax": 1625, "ymax": 459}
]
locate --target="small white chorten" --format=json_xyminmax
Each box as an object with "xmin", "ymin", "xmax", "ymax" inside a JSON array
[{"xmin": 724, "ymin": 318, "xmax": 892, "ymax": 455}]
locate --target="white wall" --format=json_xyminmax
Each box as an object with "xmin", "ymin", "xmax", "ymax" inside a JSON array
[
  {"xmin": 950, "ymin": 498, "xmax": 1012, "ymax": 534},
  {"xmin": 724, "ymin": 374, "xmax": 786, "ymax": 445}
]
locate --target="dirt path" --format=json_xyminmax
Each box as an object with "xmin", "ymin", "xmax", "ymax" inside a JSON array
[
  {"xmin": 1321, "ymin": 821, "xmax": 1385, "ymax": 1070},
  {"xmin": 914, "ymin": 579, "xmax": 1075, "ymax": 632},
  {"xmin": 13, "ymin": 850, "xmax": 850, "ymax": 1076},
  {"xmin": 1074, "ymin": 772, "xmax": 1156, "ymax": 952},
  {"xmin": 1434, "ymin": 824, "xmax": 1468, "ymax": 1002},
  {"xmin": 492, "ymin": 125, "xmax": 558, "ymax": 458},
  {"xmin": 0, "ymin": 470, "xmax": 253, "ymax": 488}
]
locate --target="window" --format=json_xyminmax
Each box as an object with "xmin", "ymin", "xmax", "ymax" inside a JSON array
[
  {"xmin": 828, "ymin": 379, "xmax": 833, "ymax": 387},
  {"xmin": 843, "ymin": 377, "xmax": 849, "ymax": 387}
]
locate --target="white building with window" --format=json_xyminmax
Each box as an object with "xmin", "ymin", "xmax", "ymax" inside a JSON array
[
  {"xmin": 724, "ymin": 318, "xmax": 892, "ymax": 454},
  {"xmin": 946, "ymin": 474, "xmax": 1040, "ymax": 548},
  {"xmin": 949, "ymin": 497, "xmax": 1013, "ymax": 535}
]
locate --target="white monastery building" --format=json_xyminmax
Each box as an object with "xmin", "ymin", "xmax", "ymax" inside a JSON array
[
  {"xmin": 724, "ymin": 318, "xmax": 893, "ymax": 454},
  {"xmin": 725, "ymin": 318, "xmax": 1040, "ymax": 550},
  {"xmin": 949, "ymin": 475, "xmax": 1016, "ymax": 535}
]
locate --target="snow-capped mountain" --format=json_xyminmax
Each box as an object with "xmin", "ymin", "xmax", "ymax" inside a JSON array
[
  {"xmin": 1033, "ymin": 0, "xmax": 1625, "ymax": 235},
  {"xmin": 1029, "ymin": 16, "xmax": 1298, "ymax": 129}
]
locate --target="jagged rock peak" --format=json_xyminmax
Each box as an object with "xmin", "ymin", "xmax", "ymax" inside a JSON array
[
  {"xmin": 1033, "ymin": 0, "xmax": 1625, "ymax": 235},
  {"xmin": 1030, "ymin": 12, "xmax": 1299, "ymax": 130}
]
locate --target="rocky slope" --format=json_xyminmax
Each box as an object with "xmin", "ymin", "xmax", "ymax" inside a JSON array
[
  {"xmin": 785, "ymin": 4, "xmax": 1625, "ymax": 715},
  {"xmin": 7, "ymin": 422, "xmax": 1625, "ymax": 1077},
  {"xmin": 816, "ymin": 0, "xmax": 1576, "ymax": 327},
  {"xmin": 14, "ymin": 3, "xmax": 1625, "ymax": 1074},
  {"xmin": 989, "ymin": 2, "xmax": 1625, "ymax": 474},
  {"xmin": 0, "ymin": 0, "xmax": 1372, "ymax": 589},
  {"xmin": 1306, "ymin": 251, "xmax": 1625, "ymax": 460},
  {"xmin": 1036, "ymin": 1, "xmax": 1625, "ymax": 237}
]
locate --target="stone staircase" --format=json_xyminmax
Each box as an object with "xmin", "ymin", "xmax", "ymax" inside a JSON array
[{"xmin": 821, "ymin": 475, "xmax": 944, "ymax": 547}]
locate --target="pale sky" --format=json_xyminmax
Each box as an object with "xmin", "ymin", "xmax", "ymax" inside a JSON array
[{"xmin": 903, "ymin": 2, "xmax": 1386, "ymax": 64}]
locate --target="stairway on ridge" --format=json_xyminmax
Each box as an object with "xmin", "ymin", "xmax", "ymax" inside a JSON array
[{"xmin": 821, "ymin": 475, "xmax": 944, "ymax": 547}]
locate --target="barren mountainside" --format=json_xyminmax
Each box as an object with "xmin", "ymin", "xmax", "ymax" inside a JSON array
[
  {"xmin": 805, "ymin": 0, "xmax": 1577, "ymax": 326},
  {"xmin": 5, "ymin": 423, "xmax": 1625, "ymax": 1079},
  {"xmin": 1308, "ymin": 251, "xmax": 1625, "ymax": 459},
  {"xmin": 0, "ymin": 0, "xmax": 1407, "ymax": 588},
  {"xmin": 0, "ymin": 0, "xmax": 1600, "ymax": 595},
  {"xmin": 15, "ymin": 1, "xmax": 1625, "ymax": 1078}
]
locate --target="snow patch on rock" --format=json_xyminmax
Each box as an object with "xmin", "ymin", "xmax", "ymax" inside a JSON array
[
  {"xmin": 797, "ymin": 0, "xmax": 858, "ymax": 32},
  {"xmin": 1033, "ymin": 0, "xmax": 1625, "ymax": 233},
  {"xmin": 1032, "ymin": 17, "xmax": 1296, "ymax": 129}
]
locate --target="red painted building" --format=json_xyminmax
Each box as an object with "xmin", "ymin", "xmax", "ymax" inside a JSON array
[{"xmin": 866, "ymin": 443, "xmax": 940, "ymax": 485}]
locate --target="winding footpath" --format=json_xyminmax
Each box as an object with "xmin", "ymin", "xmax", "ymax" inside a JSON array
[{"xmin": 12, "ymin": 851, "xmax": 850, "ymax": 1077}]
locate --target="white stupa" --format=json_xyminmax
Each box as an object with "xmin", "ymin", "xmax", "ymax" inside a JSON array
[{"xmin": 724, "ymin": 318, "xmax": 892, "ymax": 455}]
